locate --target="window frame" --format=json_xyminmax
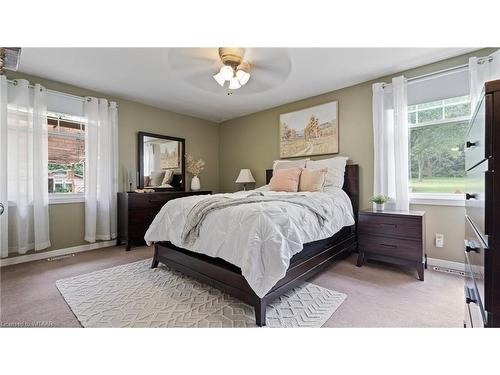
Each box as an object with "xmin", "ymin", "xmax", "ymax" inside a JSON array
[
  {"xmin": 408, "ymin": 97, "xmax": 470, "ymax": 206},
  {"xmin": 47, "ymin": 112, "xmax": 86, "ymax": 205}
]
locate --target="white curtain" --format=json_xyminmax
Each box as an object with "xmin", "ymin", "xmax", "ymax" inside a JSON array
[
  {"xmin": 84, "ymin": 98, "xmax": 118, "ymax": 243},
  {"xmin": 0, "ymin": 76, "xmax": 8, "ymax": 257},
  {"xmin": 372, "ymin": 75, "xmax": 409, "ymax": 211},
  {"xmin": 469, "ymin": 50, "xmax": 500, "ymax": 112},
  {"xmin": 144, "ymin": 143, "xmax": 156, "ymax": 176},
  {"xmin": 0, "ymin": 78, "xmax": 50, "ymax": 257}
]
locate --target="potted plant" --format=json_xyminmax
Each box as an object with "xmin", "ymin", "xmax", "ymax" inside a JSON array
[
  {"xmin": 186, "ymin": 154, "xmax": 205, "ymax": 191},
  {"xmin": 370, "ymin": 195, "xmax": 389, "ymax": 211}
]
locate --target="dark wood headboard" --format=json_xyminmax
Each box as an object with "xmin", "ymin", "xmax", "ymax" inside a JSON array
[{"xmin": 265, "ymin": 164, "xmax": 359, "ymax": 216}]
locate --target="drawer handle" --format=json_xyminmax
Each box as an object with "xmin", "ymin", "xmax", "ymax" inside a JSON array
[
  {"xmin": 380, "ymin": 223, "xmax": 397, "ymax": 227},
  {"xmin": 380, "ymin": 243, "xmax": 397, "ymax": 248},
  {"xmin": 466, "ymin": 141, "xmax": 477, "ymax": 148},
  {"xmin": 464, "ymin": 240, "xmax": 480, "ymax": 253},
  {"xmin": 465, "ymin": 193, "xmax": 478, "ymax": 200},
  {"xmin": 464, "ymin": 286, "xmax": 477, "ymax": 305}
]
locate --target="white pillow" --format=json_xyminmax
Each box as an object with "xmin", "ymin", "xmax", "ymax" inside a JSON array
[
  {"xmin": 253, "ymin": 184, "xmax": 270, "ymax": 192},
  {"xmin": 273, "ymin": 158, "xmax": 308, "ymax": 170},
  {"xmin": 161, "ymin": 169, "xmax": 174, "ymax": 186},
  {"xmin": 306, "ymin": 156, "xmax": 348, "ymax": 188}
]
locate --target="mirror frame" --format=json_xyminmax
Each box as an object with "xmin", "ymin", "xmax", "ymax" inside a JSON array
[{"xmin": 137, "ymin": 131, "xmax": 186, "ymax": 191}]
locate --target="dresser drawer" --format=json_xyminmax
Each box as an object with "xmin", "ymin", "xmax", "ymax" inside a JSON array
[
  {"xmin": 358, "ymin": 214, "xmax": 422, "ymax": 240},
  {"xmin": 465, "ymin": 93, "xmax": 492, "ymax": 170},
  {"xmin": 128, "ymin": 194, "xmax": 172, "ymax": 210},
  {"xmin": 359, "ymin": 234, "xmax": 422, "ymax": 261}
]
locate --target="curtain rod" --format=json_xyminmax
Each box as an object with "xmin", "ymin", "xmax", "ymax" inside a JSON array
[
  {"xmin": 5, "ymin": 78, "xmax": 118, "ymax": 106},
  {"xmin": 382, "ymin": 55, "xmax": 494, "ymax": 88}
]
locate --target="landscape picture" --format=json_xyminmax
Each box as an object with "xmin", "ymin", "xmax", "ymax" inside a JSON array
[
  {"xmin": 160, "ymin": 141, "xmax": 180, "ymax": 169},
  {"xmin": 280, "ymin": 101, "xmax": 338, "ymax": 158}
]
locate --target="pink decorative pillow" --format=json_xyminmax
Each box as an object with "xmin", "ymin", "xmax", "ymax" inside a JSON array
[
  {"xmin": 269, "ymin": 167, "xmax": 302, "ymax": 192},
  {"xmin": 299, "ymin": 168, "xmax": 328, "ymax": 192}
]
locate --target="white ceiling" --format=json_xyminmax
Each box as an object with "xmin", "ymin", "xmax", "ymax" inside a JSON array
[{"xmin": 17, "ymin": 48, "xmax": 476, "ymax": 123}]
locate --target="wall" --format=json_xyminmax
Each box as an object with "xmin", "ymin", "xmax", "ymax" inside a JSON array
[
  {"xmin": 219, "ymin": 48, "xmax": 498, "ymax": 263},
  {"xmin": 5, "ymin": 48, "xmax": 497, "ymax": 262},
  {"xmin": 5, "ymin": 71, "xmax": 220, "ymax": 255}
]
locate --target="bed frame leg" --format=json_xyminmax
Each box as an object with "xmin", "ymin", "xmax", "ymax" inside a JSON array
[
  {"xmin": 151, "ymin": 246, "xmax": 159, "ymax": 269},
  {"xmin": 255, "ymin": 299, "xmax": 267, "ymax": 327}
]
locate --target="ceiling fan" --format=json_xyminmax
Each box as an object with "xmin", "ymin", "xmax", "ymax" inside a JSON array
[
  {"xmin": 212, "ymin": 48, "xmax": 250, "ymax": 90},
  {"xmin": 167, "ymin": 47, "xmax": 291, "ymax": 94}
]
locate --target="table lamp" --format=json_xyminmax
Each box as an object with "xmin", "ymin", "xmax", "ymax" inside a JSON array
[{"xmin": 235, "ymin": 169, "xmax": 255, "ymax": 191}]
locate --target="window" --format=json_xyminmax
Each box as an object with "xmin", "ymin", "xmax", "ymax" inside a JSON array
[
  {"xmin": 408, "ymin": 95, "xmax": 471, "ymax": 203},
  {"xmin": 47, "ymin": 112, "xmax": 86, "ymax": 203}
]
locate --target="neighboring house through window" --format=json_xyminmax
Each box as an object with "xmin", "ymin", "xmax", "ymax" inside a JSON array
[{"xmin": 47, "ymin": 112, "xmax": 86, "ymax": 203}]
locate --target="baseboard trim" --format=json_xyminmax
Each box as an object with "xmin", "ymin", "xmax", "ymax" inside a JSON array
[
  {"xmin": 0, "ymin": 240, "xmax": 117, "ymax": 267},
  {"xmin": 427, "ymin": 257, "xmax": 466, "ymax": 272}
]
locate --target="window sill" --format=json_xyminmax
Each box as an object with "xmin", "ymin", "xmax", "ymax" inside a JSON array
[
  {"xmin": 409, "ymin": 193, "xmax": 465, "ymax": 207},
  {"xmin": 49, "ymin": 193, "xmax": 85, "ymax": 204}
]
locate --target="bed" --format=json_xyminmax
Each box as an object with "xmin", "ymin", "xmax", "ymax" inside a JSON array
[{"xmin": 147, "ymin": 164, "xmax": 359, "ymax": 326}]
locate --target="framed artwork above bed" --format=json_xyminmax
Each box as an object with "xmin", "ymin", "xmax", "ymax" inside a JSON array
[{"xmin": 279, "ymin": 100, "xmax": 339, "ymax": 158}]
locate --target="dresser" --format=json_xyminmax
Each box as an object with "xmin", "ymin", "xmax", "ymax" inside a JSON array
[
  {"xmin": 357, "ymin": 209, "xmax": 426, "ymax": 280},
  {"xmin": 463, "ymin": 79, "xmax": 500, "ymax": 328},
  {"xmin": 117, "ymin": 191, "xmax": 211, "ymax": 250}
]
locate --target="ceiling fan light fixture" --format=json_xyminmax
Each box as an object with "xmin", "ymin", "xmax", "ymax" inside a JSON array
[
  {"xmin": 229, "ymin": 77, "xmax": 241, "ymax": 90},
  {"xmin": 220, "ymin": 65, "xmax": 234, "ymax": 81},
  {"xmin": 213, "ymin": 72, "xmax": 225, "ymax": 86},
  {"xmin": 236, "ymin": 69, "xmax": 250, "ymax": 85}
]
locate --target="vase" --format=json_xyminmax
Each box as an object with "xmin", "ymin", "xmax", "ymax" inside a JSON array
[
  {"xmin": 191, "ymin": 176, "xmax": 201, "ymax": 191},
  {"xmin": 375, "ymin": 203, "xmax": 385, "ymax": 212}
]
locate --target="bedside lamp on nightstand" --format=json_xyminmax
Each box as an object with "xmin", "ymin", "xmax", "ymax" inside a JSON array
[{"xmin": 235, "ymin": 169, "xmax": 255, "ymax": 191}]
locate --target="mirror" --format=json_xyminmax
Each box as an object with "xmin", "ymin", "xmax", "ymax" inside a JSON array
[{"xmin": 138, "ymin": 132, "xmax": 185, "ymax": 191}]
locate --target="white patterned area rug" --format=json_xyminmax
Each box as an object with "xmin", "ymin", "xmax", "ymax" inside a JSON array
[{"xmin": 56, "ymin": 259, "xmax": 346, "ymax": 328}]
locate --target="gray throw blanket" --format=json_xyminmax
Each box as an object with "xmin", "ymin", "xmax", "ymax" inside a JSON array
[{"xmin": 181, "ymin": 192, "xmax": 328, "ymax": 246}]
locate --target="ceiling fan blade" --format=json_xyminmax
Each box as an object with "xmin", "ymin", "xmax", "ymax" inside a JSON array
[{"xmin": 168, "ymin": 48, "xmax": 220, "ymax": 72}]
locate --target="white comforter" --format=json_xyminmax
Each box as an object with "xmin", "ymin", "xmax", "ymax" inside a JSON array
[{"xmin": 144, "ymin": 188, "xmax": 354, "ymax": 297}]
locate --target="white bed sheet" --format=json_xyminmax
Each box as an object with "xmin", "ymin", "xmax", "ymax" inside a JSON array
[{"xmin": 144, "ymin": 188, "xmax": 354, "ymax": 297}]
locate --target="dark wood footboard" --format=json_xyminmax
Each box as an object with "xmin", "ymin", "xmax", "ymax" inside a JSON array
[{"xmin": 151, "ymin": 230, "xmax": 357, "ymax": 326}]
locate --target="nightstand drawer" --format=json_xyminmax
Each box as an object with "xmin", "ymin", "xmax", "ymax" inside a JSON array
[
  {"xmin": 359, "ymin": 234, "xmax": 422, "ymax": 261},
  {"xmin": 359, "ymin": 214, "xmax": 422, "ymax": 239}
]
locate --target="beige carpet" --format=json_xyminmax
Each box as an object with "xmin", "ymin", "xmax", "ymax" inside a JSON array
[
  {"xmin": 1, "ymin": 246, "xmax": 465, "ymax": 328},
  {"xmin": 56, "ymin": 259, "xmax": 346, "ymax": 328}
]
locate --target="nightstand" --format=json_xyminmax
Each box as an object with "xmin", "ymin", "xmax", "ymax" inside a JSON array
[{"xmin": 357, "ymin": 209, "xmax": 426, "ymax": 281}]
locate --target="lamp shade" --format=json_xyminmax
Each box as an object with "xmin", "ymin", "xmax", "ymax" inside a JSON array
[
  {"xmin": 235, "ymin": 169, "xmax": 255, "ymax": 184},
  {"xmin": 213, "ymin": 72, "xmax": 225, "ymax": 86}
]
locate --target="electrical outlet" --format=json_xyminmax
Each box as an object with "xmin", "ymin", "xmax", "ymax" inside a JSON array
[{"xmin": 435, "ymin": 233, "xmax": 444, "ymax": 248}]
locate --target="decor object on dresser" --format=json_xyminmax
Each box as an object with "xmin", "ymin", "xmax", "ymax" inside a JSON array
[
  {"xmin": 279, "ymin": 100, "xmax": 338, "ymax": 158},
  {"xmin": 186, "ymin": 154, "xmax": 205, "ymax": 191},
  {"xmin": 369, "ymin": 195, "xmax": 389, "ymax": 212},
  {"xmin": 235, "ymin": 169, "xmax": 255, "ymax": 190},
  {"xmin": 117, "ymin": 190, "xmax": 211, "ymax": 251},
  {"xmin": 138, "ymin": 131, "xmax": 185, "ymax": 191},
  {"xmin": 463, "ymin": 79, "xmax": 500, "ymax": 328},
  {"xmin": 357, "ymin": 209, "xmax": 426, "ymax": 281}
]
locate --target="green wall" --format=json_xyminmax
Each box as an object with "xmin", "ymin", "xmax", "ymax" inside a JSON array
[
  {"xmin": 5, "ymin": 71, "xmax": 220, "ymax": 254},
  {"xmin": 5, "ymin": 48, "xmax": 498, "ymax": 263},
  {"xmin": 218, "ymin": 48, "xmax": 497, "ymax": 263}
]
